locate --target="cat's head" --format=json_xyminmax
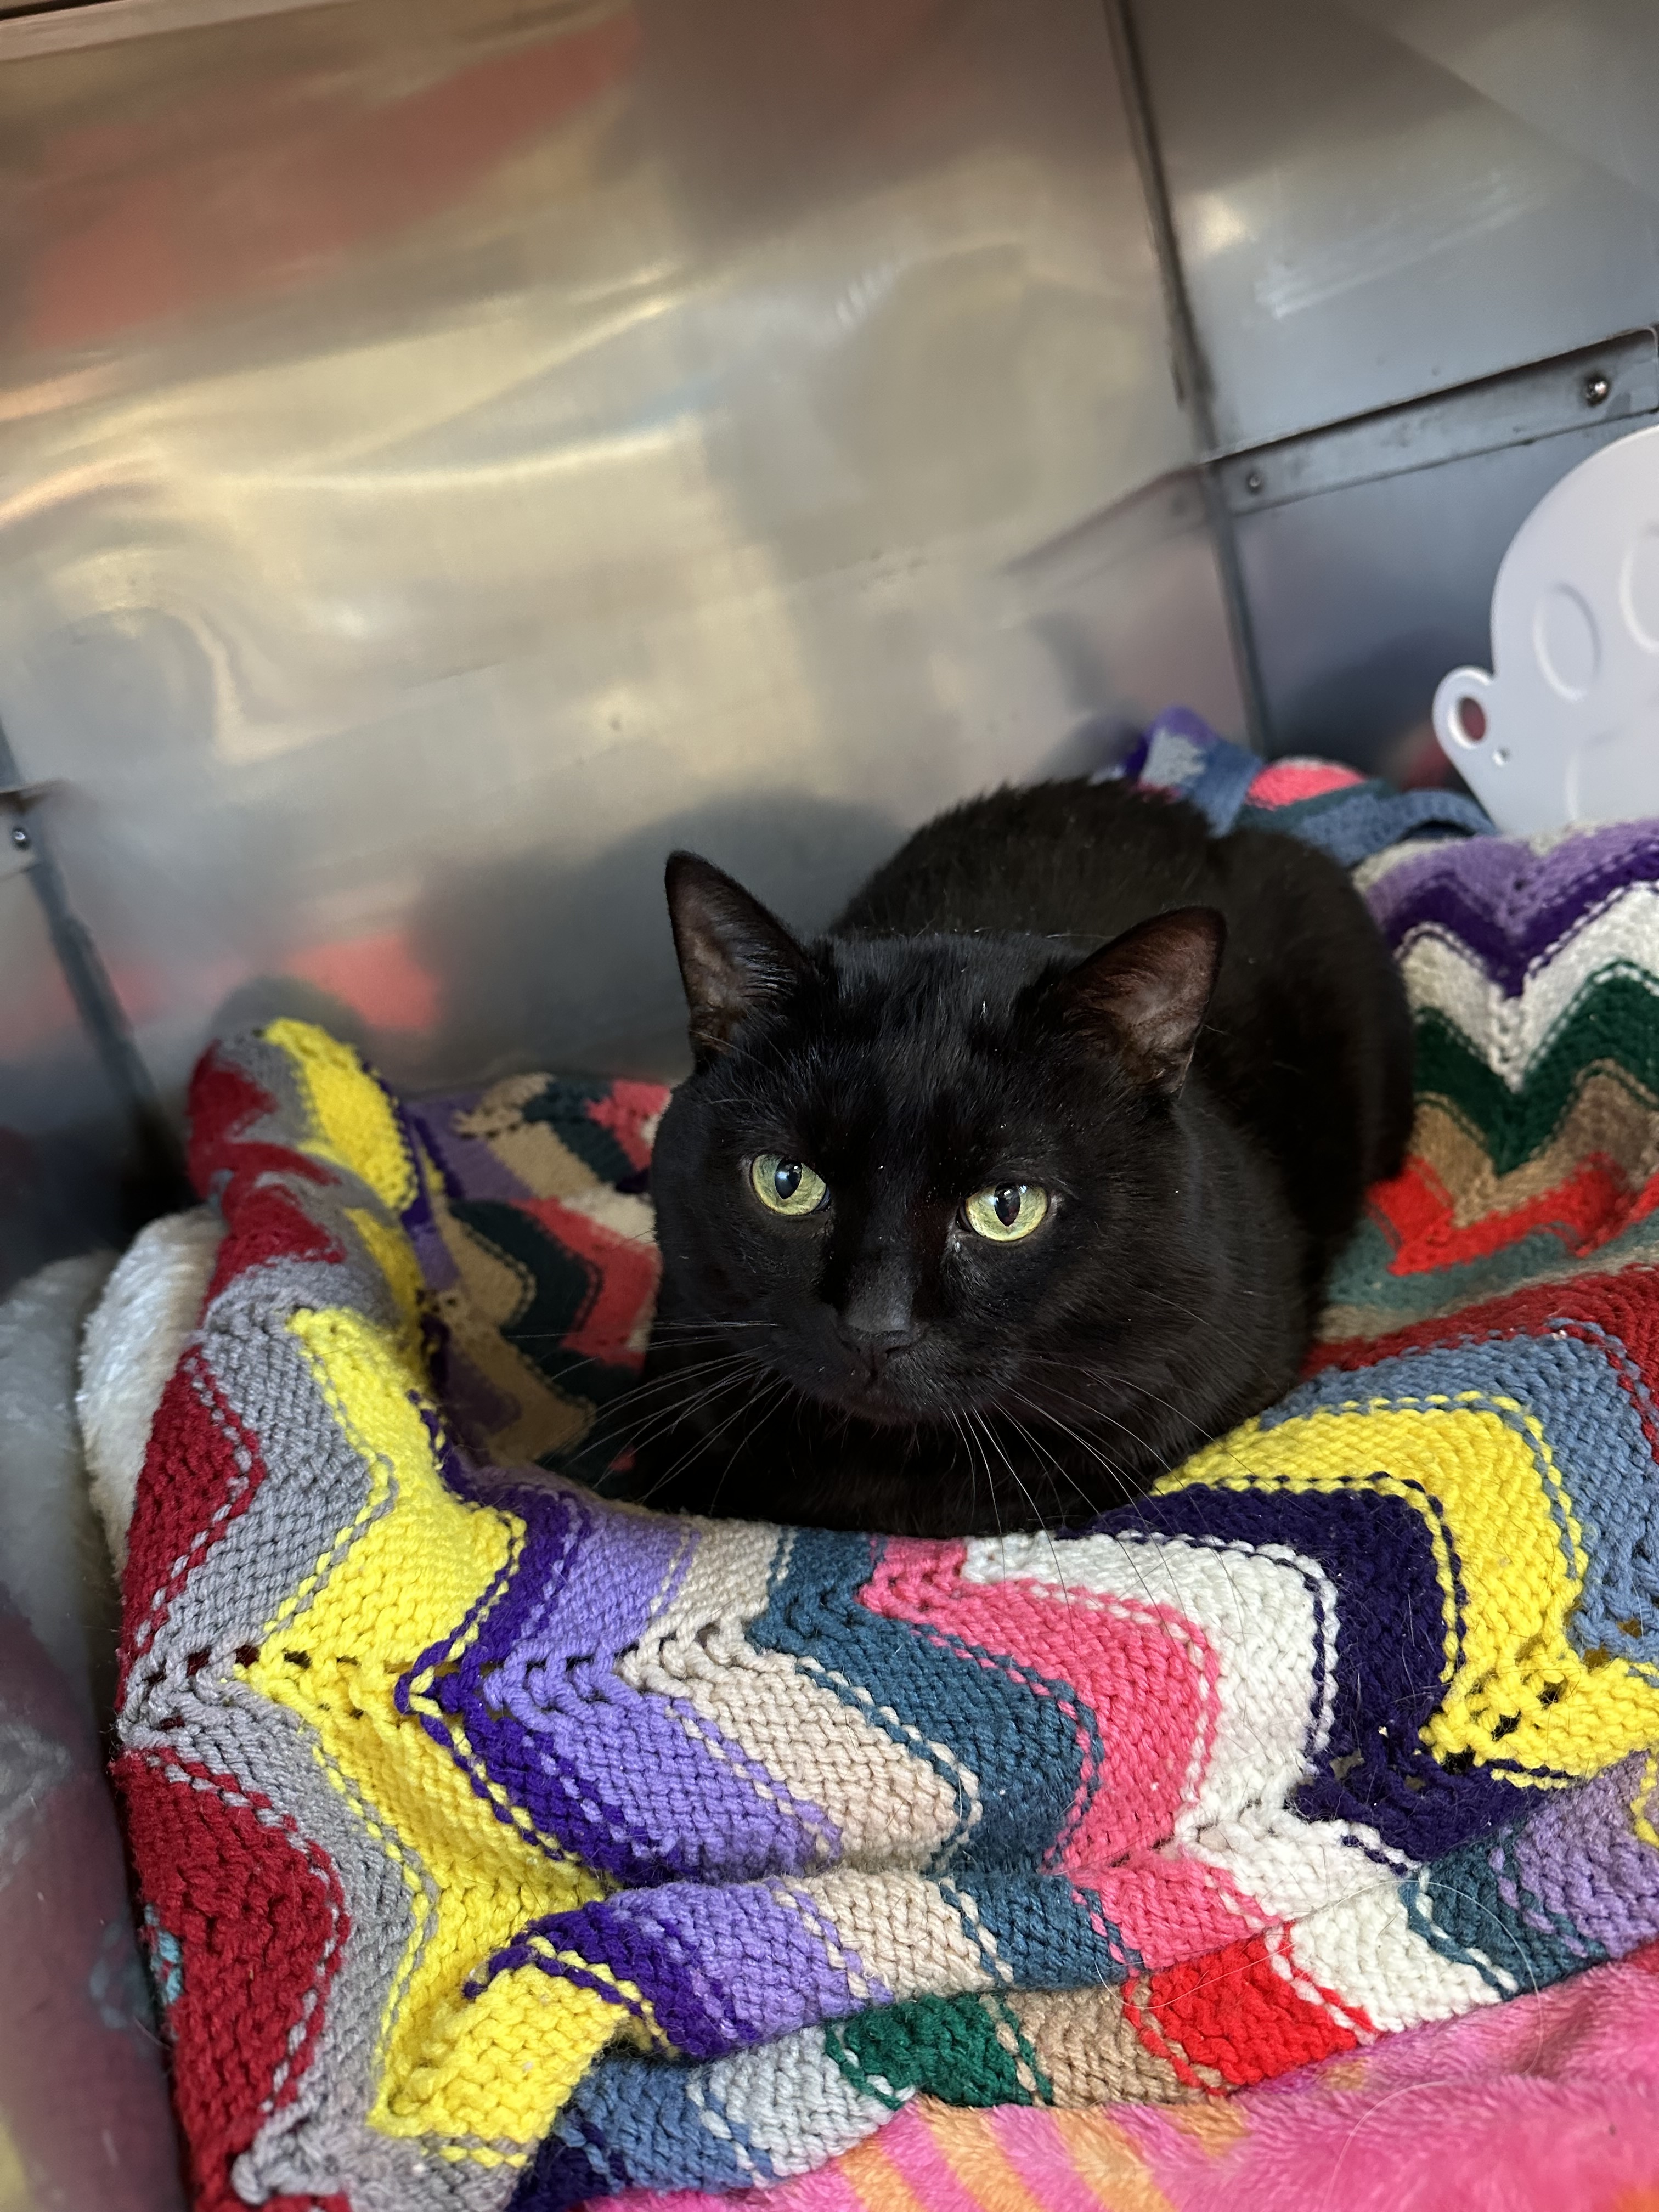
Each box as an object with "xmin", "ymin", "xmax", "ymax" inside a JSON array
[{"xmin": 648, "ymin": 851, "xmax": 1224, "ymax": 1449}]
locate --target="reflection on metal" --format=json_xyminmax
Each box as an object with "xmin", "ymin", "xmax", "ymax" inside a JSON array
[
  {"xmin": 0, "ymin": 0, "xmax": 1216, "ymax": 1137},
  {"xmin": 1125, "ymin": 0, "xmax": 1659, "ymax": 774},
  {"xmin": 1130, "ymin": 0, "xmax": 1659, "ymax": 454},
  {"xmin": 0, "ymin": 1575, "xmax": 187, "ymax": 2210},
  {"xmin": 11, "ymin": 0, "xmax": 1659, "ymax": 1214},
  {"xmin": 0, "ymin": 0, "xmax": 348, "ymax": 58},
  {"xmin": 13, "ymin": 8, "xmax": 1659, "ymax": 2199},
  {"xmin": 1218, "ymin": 332, "xmax": 1659, "ymax": 515}
]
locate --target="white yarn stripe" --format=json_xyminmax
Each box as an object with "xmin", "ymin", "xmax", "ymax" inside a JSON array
[
  {"xmin": 1398, "ymin": 882, "xmax": 1659, "ymax": 1091},
  {"xmin": 775, "ymin": 1870, "xmax": 997, "ymax": 2004},
  {"xmin": 1354, "ymin": 823, "xmax": 1594, "ymax": 909},
  {"xmin": 1186, "ymin": 1803, "xmax": 1409, "ymax": 1926},
  {"xmin": 1286, "ymin": 1877, "xmax": 1506, "ymax": 2035},
  {"xmin": 962, "ymin": 1531, "xmax": 1334, "ymax": 1836},
  {"xmin": 1352, "ymin": 834, "xmax": 1467, "ymax": 901}
]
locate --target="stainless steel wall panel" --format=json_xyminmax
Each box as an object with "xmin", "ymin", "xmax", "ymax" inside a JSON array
[
  {"xmin": 1232, "ymin": 412, "xmax": 1647, "ymax": 777},
  {"xmin": 0, "ymin": 0, "xmax": 1214, "ymax": 1111},
  {"xmin": 1133, "ymin": 0, "xmax": 1659, "ymax": 454}
]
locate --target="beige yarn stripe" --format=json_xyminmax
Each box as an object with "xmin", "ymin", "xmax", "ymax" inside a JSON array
[
  {"xmin": 618, "ymin": 1519, "xmax": 967, "ymax": 1870},
  {"xmin": 1409, "ymin": 1084, "xmax": 1659, "ymax": 1233}
]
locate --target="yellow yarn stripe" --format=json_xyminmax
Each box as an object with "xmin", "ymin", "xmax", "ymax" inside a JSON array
[
  {"xmin": 246, "ymin": 1304, "xmax": 611, "ymax": 2152},
  {"xmin": 1163, "ymin": 1400, "xmax": 1659, "ymax": 1777},
  {"xmin": 268, "ymin": 1018, "xmax": 417, "ymax": 1215},
  {"xmin": 346, "ymin": 1206, "xmax": 425, "ymax": 1341}
]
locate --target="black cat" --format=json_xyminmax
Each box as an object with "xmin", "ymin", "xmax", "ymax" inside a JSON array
[{"xmin": 617, "ymin": 778, "xmax": 1414, "ymax": 1537}]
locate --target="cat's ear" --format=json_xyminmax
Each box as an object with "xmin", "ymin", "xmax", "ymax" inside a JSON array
[
  {"xmin": 1050, "ymin": 907, "xmax": 1225, "ymax": 1094},
  {"xmin": 665, "ymin": 853, "xmax": 810, "ymax": 1059}
]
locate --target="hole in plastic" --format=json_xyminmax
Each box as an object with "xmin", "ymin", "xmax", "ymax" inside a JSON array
[
  {"xmin": 1492, "ymin": 746, "xmax": 1510, "ymax": 767},
  {"xmin": 1451, "ymin": 696, "xmax": 1488, "ymax": 746}
]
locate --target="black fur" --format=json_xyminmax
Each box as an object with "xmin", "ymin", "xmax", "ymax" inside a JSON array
[{"xmin": 619, "ymin": 780, "xmax": 1414, "ymax": 1536}]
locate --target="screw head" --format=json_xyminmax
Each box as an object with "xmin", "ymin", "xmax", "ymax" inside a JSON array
[
  {"xmin": 1584, "ymin": 371, "xmax": 1612, "ymax": 406},
  {"xmin": 1244, "ymin": 467, "xmax": 1264, "ymax": 493},
  {"xmin": 9, "ymin": 823, "xmax": 27, "ymax": 848}
]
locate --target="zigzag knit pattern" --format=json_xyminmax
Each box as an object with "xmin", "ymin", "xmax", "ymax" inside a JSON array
[{"xmin": 116, "ymin": 808, "xmax": 1659, "ymax": 2212}]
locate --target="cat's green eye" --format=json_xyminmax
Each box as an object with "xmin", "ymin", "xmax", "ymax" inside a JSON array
[
  {"xmin": 964, "ymin": 1182, "xmax": 1049, "ymax": 1243},
  {"xmin": 750, "ymin": 1153, "xmax": 829, "ymax": 1217}
]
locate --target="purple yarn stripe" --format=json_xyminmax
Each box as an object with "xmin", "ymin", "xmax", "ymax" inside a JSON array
[
  {"xmin": 403, "ymin": 1094, "xmax": 542, "ymax": 1207},
  {"xmin": 420, "ymin": 1485, "xmax": 840, "ymax": 1882},
  {"xmin": 1508, "ymin": 1755, "xmax": 1659, "ymax": 1959},
  {"xmin": 1366, "ymin": 821, "xmax": 1659, "ymax": 990},
  {"xmin": 479, "ymin": 1880, "xmax": 887, "ymax": 2056}
]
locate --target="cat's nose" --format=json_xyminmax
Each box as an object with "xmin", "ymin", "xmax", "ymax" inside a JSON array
[
  {"xmin": 837, "ymin": 1267, "xmax": 924, "ymax": 1376},
  {"xmin": 835, "ymin": 1314, "xmax": 925, "ymax": 1377}
]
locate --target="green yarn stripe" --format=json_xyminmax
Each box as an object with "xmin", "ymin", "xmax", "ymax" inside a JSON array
[
  {"xmin": 826, "ymin": 1992, "xmax": 1038, "ymax": 2110},
  {"xmin": 1414, "ymin": 969, "xmax": 1659, "ymax": 1176}
]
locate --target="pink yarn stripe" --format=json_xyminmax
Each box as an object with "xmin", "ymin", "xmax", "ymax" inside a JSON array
[
  {"xmin": 861, "ymin": 1542, "xmax": 1220, "ymax": 1878},
  {"xmin": 1080, "ymin": 1850, "xmax": 1264, "ymax": 1970},
  {"xmin": 1246, "ymin": 759, "xmax": 1364, "ymax": 807}
]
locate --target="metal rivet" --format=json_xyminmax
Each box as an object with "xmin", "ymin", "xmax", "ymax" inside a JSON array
[
  {"xmin": 1244, "ymin": 468, "xmax": 1264, "ymax": 493},
  {"xmin": 1584, "ymin": 372, "xmax": 1612, "ymax": 407},
  {"xmin": 9, "ymin": 823, "xmax": 27, "ymax": 848}
]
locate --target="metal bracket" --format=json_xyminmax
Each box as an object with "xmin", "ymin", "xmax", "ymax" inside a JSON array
[
  {"xmin": 0, "ymin": 779, "xmax": 57, "ymax": 879},
  {"xmin": 0, "ymin": 718, "xmax": 188, "ymax": 1205},
  {"xmin": 1217, "ymin": 329, "xmax": 1659, "ymax": 517},
  {"xmin": 1, "ymin": 777, "xmax": 59, "ymax": 811}
]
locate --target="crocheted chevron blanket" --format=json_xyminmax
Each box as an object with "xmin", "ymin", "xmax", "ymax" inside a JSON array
[{"xmin": 116, "ymin": 785, "xmax": 1659, "ymax": 2212}]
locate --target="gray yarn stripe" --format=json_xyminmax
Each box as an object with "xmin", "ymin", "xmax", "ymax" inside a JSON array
[{"xmin": 124, "ymin": 1046, "xmax": 522, "ymax": 2212}]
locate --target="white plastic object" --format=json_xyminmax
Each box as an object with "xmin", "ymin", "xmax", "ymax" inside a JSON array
[{"xmin": 1434, "ymin": 421, "xmax": 1659, "ymax": 833}]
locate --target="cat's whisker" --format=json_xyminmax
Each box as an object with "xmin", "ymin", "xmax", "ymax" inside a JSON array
[
  {"xmin": 1001, "ymin": 1387, "xmax": 1229, "ymax": 1711},
  {"xmin": 996, "ymin": 1409, "xmax": 1081, "ymax": 1601},
  {"xmin": 592, "ymin": 1358, "xmax": 768, "ymax": 1457},
  {"xmin": 1015, "ymin": 1375, "xmax": 1265, "ymax": 1637},
  {"xmin": 1018, "ymin": 1363, "xmax": 1198, "ymax": 1479},
  {"xmin": 640, "ymin": 768, "xmax": 1405, "ymax": 1534},
  {"xmin": 633, "ymin": 1373, "xmax": 791, "ymax": 1510},
  {"xmin": 964, "ymin": 1414, "xmax": 1001, "ymax": 1539},
  {"xmin": 537, "ymin": 1341, "xmax": 747, "ymax": 1390},
  {"xmin": 1049, "ymin": 1358, "xmax": 1272, "ymax": 1497},
  {"xmin": 1008, "ymin": 1389, "xmax": 1141, "ymax": 1502},
  {"xmin": 1006, "ymin": 1381, "xmax": 1277, "ymax": 1774},
  {"xmin": 649, "ymin": 1319, "xmax": 780, "ymax": 1334},
  {"xmin": 597, "ymin": 1362, "xmax": 765, "ymax": 1451},
  {"xmin": 968, "ymin": 1408, "xmax": 1014, "ymax": 1540},
  {"xmin": 979, "ymin": 1424, "xmax": 1007, "ymax": 1549},
  {"xmin": 624, "ymin": 1362, "xmax": 774, "ymax": 1504},
  {"xmin": 946, "ymin": 1410, "xmax": 980, "ymax": 1528},
  {"xmin": 505, "ymin": 1328, "xmax": 730, "ymax": 1352},
  {"xmin": 586, "ymin": 1351, "xmax": 761, "ymax": 1418},
  {"xmin": 975, "ymin": 1409, "xmax": 1070, "ymax": 1598}
]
